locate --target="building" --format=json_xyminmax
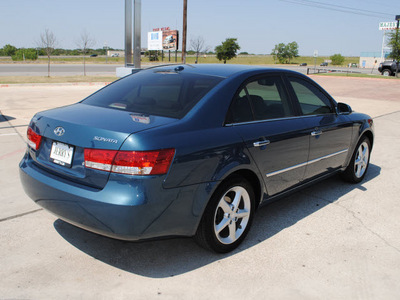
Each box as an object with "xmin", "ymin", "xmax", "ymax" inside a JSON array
[
  {"xmin": 107, "ymin": 50, "xmax": 125, "ymax": 57},
  {"xmin": 359, "ymin": 51, "xmax": 390, "ymax": 68}
]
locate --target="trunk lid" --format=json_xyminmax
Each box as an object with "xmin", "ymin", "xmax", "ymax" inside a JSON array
[{"xmin": 29, "ymin": 103, "xmax": 177, "ymax": 189}]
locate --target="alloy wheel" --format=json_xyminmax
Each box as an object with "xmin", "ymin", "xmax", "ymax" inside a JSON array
[
  {"xmin": 213, "ymin": 186, "xmax": 251, "ymax": 245},
  {"xmin": 354, "ymin": 141, "xmax": 369, "ymax": 178}
]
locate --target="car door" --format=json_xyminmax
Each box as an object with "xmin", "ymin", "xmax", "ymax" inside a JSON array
[
  {"xmin": 286, "ymin": 75, "xmax": 353, "ymax": 181},
  {"xmin": 226, "ymin": 74, "xmax": 310, "ymax": 196}
]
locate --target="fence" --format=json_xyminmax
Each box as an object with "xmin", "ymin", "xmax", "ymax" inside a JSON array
[{"xmin": 307, "ymin": 68, "xmax": 361, "ymax": 75}]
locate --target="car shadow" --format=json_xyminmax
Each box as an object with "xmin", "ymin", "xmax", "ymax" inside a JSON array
[
  {"xmin": 0, "ymin": 114, "xmax": 15, "ymax": 122},
  {"xmin": 54, "ymin": 163, "xmax": 381, "ymax": 278}
]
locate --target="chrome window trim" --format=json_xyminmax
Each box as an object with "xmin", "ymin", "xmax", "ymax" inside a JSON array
[
  {"xmin": 225, "ymin": 113, "xmax": 337, "ymax": 127},
  {"xmin": 266, "ymin": 149, "xmax": 348, "ymax": 178}
]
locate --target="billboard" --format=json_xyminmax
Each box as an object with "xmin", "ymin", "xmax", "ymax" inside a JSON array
[
  {"xmin": 379, "ymin": 21, "xmax": 398, "ymax": 31},
  {"xmin": 148, "ymin": 29, "xmax": 179, "ymax": 51},
  {"xmin": 162, "ymin": 30, "xmax": 179, "ymax": 51},
  {"xmin": 147, "ymin": 31, "xmax": 163, "ymax": 50}
]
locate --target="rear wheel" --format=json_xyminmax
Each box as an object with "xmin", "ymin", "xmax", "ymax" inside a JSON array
[
  {"xmin": 195, "ymin": 176, "xmax": 255, "ymax": 253},
  {"xmin": 341, "ymin": 137, "xmax": 371, "ymax": 183}
]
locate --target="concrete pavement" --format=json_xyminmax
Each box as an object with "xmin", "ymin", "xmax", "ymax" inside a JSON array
[{"xmin": 0, "ymin": 77, "xmax": 399, "ymax": 299}]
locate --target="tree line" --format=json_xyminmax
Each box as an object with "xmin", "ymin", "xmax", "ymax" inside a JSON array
[
  {"xmin": 0, "ymin": 29, "xmax": 107, "ymax": 76},
  {"xmin": 3, "ymin": 29, "xmax": 400, "ymax": 71},
  {"xmin": 0, "ymin": 45, "xmax": 114, "ymax": 58}
]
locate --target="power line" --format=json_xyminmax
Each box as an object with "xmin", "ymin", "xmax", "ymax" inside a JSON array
[
  {"xmin": 298, "ymin": 0, "xmax": 392, "ymax": 17},
  {"xmin": 354, "ymin": 0, "xmax": 400, "ymax": 10},
  {"xmin": 279, "ymin": 0, "xmax": 393, "ymax": 18}
]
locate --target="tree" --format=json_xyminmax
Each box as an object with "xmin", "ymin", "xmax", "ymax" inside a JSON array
[
  {"xmin": 387, "ymin": 28, "xmax": 400, "ymax": 76},
  {"xmin": 286, "ymin": 41, "xmax": 299, "ymax": 63},
  {"xmin": 271, "ymin": 43, "xmax": 287, "ymax": 64},
  {"xmin": 12, "ymin": 48, "xmax": 38, "ymax": 61},
  {"xmin": 271, "ymin": 41, "xmax": 299, "ymax": 64},
  {"xmin": 190, "ymin": 36, "xmax": 209, "ymax": 63},
  {"xmin": 76, "ymin": 30, "xmax": 96, "ymax": 76},
  {"xmin": 215, "ymin": 38, "xmax": 240, "ymax": 64},
  {"xmin": 3, "ymin": 44, "xmax": 17, "ymax": 57},
  {"xmin": 144, "ymin": 50, "xmax": 161, "ymax": 61},
  {"xmin": 330, "ymin": 53, "xmax": 345, "ymax": 66},
  {"xmin": 38, "ymin": 29, "xmax": 57, "ymax": 77}
]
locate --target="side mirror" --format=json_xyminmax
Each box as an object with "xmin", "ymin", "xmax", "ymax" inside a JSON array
[{"xmin": 337, "ymin": 102, "xmax": 352, "ymax": 114}]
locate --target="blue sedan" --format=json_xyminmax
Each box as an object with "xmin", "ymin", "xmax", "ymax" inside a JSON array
[{"xmin": 20, "ymin": 64, "xmax": 374, "ymax": 253}]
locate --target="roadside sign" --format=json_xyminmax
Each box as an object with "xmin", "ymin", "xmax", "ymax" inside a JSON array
[
  {"xmin": 313, "ymin": 50, "xmax": 318, "ymax": 58},
  {"xmin": 147, "ymin": 31, "xmax": 163, "ymax": 50},
  {"xmin": 379, "ymin": 22, "xmax": 398, "ymax": 30}
]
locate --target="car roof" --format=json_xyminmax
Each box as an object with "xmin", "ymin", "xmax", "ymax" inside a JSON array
[{"xmin": 145, "ymin": 64, "xmax": 282, "ymax": 78}]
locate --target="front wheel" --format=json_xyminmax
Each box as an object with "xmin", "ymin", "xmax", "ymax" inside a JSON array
[
  {"xmin": 341, "ymin": 137, "xmax": 371, "ymax": 183},
  {"xmin": 195, "ymin": 176, "xmax": 255, "ymax": 253},
  {"xmin": 382, "ymin": 69, "xmax": 392, "ymax": 76}
]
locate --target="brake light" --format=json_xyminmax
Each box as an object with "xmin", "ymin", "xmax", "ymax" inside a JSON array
[
  {"xmin": 27, "ymin": 127, "xmax": 42, "ymax": 150},
  {"xmin": 84, "ymin": 149, "xmax": 118, "ymax": 172},
  {"xmin": 84, "ymin": 148, "xmax": 175, "ymax": 175}
]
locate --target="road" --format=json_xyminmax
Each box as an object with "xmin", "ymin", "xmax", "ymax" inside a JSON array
[
  {"xmin": 0, "ymin": 64, "xmax": 122, "ymax": 76},
  {"xmin": 0, "ymin": 63, "xmax": 382, "ymax": 76},
  {"xmin": 0, "ymin": 77, "xmax": 399, "ymax": 299}
]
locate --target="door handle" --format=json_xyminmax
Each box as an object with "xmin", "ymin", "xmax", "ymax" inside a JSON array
[
  {"xmin": 253, "ymin": 140, "xmax": 270, "ymax": 147},
  {"xmin": 311, "ymin": 130, "xmax": 322, "ymax": 136}
]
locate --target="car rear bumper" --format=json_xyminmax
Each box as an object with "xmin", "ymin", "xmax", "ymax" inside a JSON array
[{"xmin": 19, "ymin": 153, "xmax": 212, "ymax": 241}]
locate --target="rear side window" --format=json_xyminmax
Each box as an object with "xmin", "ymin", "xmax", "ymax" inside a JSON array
[
  {"xmin": 228, "ymin": 75, "xmax": 294, "ymax": 123},
  {"xmin": 288, "ymin": 76, "xmax": 333, "ymax": 115},
  {"xmin": 82, "ymin": 70, "xmax": 224, "ymax": 119}
]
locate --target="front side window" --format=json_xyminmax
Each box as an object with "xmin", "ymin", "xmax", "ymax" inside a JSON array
[
  {"xmin": 288, "ymin": 76, "xmax": 333, "ymax": 116},
  {"xmin": 228, "ymin": 75, "xmax": 294, "ymax": 123}
]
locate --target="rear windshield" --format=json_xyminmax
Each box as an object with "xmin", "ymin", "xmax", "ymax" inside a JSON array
[{"xmin": 82, "ymin": 70, "xmax": 224, "ymax": 119}]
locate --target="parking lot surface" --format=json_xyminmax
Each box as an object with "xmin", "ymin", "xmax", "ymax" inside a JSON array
[{"xmin": 1, "ymin": 76, "xmax": 400, "ymax": 299}]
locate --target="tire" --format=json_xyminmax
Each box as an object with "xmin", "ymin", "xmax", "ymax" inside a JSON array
[
  {"xmin": 341, "ymin": 137, "xmax": 371, "ymax": 183},
  {"xmin": 194, "ymin": 176, "xmax": 255, "ymax": 253},
  {"xmin": 382, "ymin": 69, "xmax": 392, "ymax": 76}
]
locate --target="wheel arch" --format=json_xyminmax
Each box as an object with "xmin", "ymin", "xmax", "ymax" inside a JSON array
[
  {"xmin": 343, "ymin": 127, "xmax": 374, "ymax": 170},
  {"xmin": 219, "ymin": 168, "xmax": 264, "ymax": 210},
  {"xmin": 362, "ymin": 129, "xmax": 374, "ymax": 150}
]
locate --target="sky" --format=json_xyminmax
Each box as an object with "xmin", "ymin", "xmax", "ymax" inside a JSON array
[{"xmin": 1, "ymin": 0, "xmax": 400, "ymax": 56}]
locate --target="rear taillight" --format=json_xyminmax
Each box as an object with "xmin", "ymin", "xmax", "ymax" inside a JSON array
[
  {"xmin": 84, "ymin": 149, "xmax": 118, "ymax": 172},
  {"xmin": 84, "ymin": 148, "xmax": 175, "ymax": 175},
  {"xmin": 27, "ymin": 127, "xmax": 42, "ymax": 150}
]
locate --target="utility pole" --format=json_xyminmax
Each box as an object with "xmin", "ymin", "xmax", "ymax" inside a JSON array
[
  {"xmin": 133, "ymin": 0, "xmax": 141, "ymax": 69},
  {"xmin": 182, "ymin": 0, "xmax": 187, "ymax": 63},
  {"xmin": 104, "ymin": 42, "xmax": 108, "ymax": 64},
  {"xmin": 117, "ymin": 0, "xmax": 141, "ymax": 77},
  {"xmin": 125, "ymin": 0, "xmax": 133, "ymax": 66},
  {"xmin": 396, "ymin": 15, "xmax": 400, "ymax": 77}
]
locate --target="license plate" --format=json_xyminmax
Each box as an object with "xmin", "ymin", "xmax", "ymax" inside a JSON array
[{"xmin": 50, "ymin": 141, "xmax": 74, "ymax": 167}]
